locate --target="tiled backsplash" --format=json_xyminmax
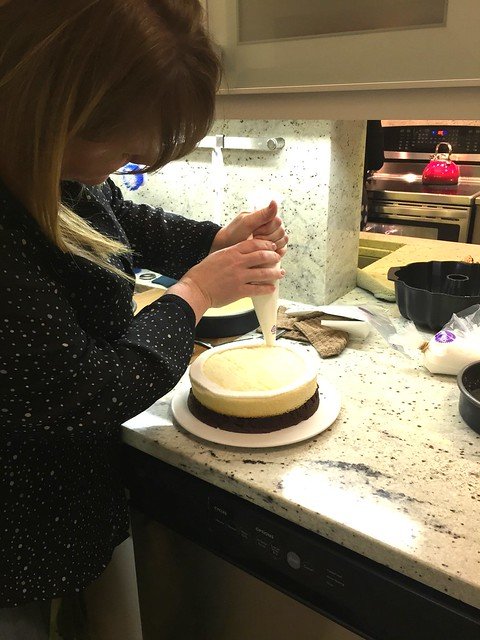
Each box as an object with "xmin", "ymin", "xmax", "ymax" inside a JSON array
[{"xmin": 114, "ymin": 119, "xmax": 366, "ymax": 304}]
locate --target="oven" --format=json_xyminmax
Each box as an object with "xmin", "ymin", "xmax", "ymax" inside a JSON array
[{"xmin": 365, "ymin": 125, "xmax": 480, "ymax": 243}]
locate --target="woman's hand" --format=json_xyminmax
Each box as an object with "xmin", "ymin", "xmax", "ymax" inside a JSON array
[
  {"xmin": 169, "ymin": 238, "xmax": 285, "ymax": 324},
  {"xmin": 210, "ymin": 201, "xmax": 288, "ymax": 258}
]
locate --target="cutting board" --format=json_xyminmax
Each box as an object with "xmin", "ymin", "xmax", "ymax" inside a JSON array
[{"xmin": 357, "ymin": 240, "xmax": 480, "ymax": 300}]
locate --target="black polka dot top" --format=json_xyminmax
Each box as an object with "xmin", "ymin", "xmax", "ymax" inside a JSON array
[{"xmin": 0, "ymin": 178, "xmax": 220, "ymax": 606}]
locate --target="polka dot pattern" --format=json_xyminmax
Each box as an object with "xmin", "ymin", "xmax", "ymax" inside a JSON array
[{"xmin": 0, "ymin": 178, "xmax": 220, "ymax": 606}]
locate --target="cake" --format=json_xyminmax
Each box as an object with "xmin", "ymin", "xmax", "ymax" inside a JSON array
[{"xmin": 188, "ymin": 340, "xmax": 319, "ymax": 433}]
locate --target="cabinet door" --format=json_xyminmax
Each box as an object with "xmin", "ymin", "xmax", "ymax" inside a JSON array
[{"xmin": 205, "ymin": 0, "xmax": 480, "ymax": 93}]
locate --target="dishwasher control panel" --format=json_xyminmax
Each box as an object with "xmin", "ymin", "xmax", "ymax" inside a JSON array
[{"xmin": 208, "ymin": 497, "xmax": 345, "ymax": 593}]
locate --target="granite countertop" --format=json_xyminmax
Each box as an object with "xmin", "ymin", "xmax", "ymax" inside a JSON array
[
  {"xmin": 123, "ymin": 287, "xmax": 480, "ymax": 610},
  {"xmin": 357, "ymin": 232, "xmax": 480, "ymax": 299},
  {"xmin": 359, "ymin": 230, "xmax": 480, "ymax": 251}
]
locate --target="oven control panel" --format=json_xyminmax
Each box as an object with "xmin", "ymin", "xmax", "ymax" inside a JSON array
[{"xmin": 384, "ymin": 125, "xmax": 480, "ymax": 154}]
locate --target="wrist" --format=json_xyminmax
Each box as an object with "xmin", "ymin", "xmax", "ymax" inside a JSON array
[
  {"xmin": 209, "ymin": 226, "xmax": 228, "ymax": 253},
  {"xmin": 168, "ymin": 278, "xmax": 211, "ymax": 324}
]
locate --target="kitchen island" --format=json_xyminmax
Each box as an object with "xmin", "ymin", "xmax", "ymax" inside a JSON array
[{"xmin": 123, "ymin": 284, "xmax": 480, "ymax": 618}]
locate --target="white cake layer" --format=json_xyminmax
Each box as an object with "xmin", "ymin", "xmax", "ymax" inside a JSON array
[{"xmin": 189, "ymin": 340, "xmax": 318, "ymax": 418}]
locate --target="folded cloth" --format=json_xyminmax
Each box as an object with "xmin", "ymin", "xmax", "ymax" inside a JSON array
[{"xmin": 275, "ymin": 306, "xmax": 348, "ymax": 358}]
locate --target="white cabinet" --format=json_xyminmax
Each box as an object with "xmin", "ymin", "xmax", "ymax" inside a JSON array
[{"xmin": 205, "ymin": 0, "xmax": 480, "ymax": 94}]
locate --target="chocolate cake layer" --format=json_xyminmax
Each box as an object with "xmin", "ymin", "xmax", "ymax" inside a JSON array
[{"xmin": 187, "ymin": 387, "xmax": 319, "ymax": 434}]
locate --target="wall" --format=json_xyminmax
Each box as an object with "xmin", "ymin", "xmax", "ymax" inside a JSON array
[{"xmin": 115, "ymin": 119, "xmax": 366, "ymax": 305}]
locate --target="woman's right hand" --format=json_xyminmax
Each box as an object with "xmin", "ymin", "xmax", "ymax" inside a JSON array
[{"xmin": 168, "ymin": 238, "xmax": 285, "ymax": 324}]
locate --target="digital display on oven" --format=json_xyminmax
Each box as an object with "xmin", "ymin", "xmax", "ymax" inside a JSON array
[
  {"xmin": 383, "ymin": 125, "xmax": 480, "ymax": 154},
  {"xmin": 400, "ymin": 127, "xmax": 459, "ymax": 151}
]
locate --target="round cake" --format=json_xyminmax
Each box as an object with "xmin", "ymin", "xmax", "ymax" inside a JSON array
[{"xmin": 188, "ymin": 340, "xmax": 319, "ymax": 433}]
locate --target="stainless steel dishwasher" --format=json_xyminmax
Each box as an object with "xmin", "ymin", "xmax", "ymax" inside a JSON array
[
  {"xmin": 124, "ymin": 447, "xmax": 480, "ymax": 640},
  {"xmin": 130, "ymin": 513, "xmax": 359, "ymax": 640}
]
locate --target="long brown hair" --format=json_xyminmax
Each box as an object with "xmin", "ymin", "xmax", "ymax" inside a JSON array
[{"xmin": 0, "ymin": 0, "xmax": 220, "ymax": 272}]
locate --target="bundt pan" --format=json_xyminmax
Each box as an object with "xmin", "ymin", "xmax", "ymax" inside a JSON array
[
  {"xmin": 457, "ymin": 361, "xmax": 480, "ymax": 435},
  {"xmin": 387, "ymin": 261, "xmax": 480, "ymax": 331}
]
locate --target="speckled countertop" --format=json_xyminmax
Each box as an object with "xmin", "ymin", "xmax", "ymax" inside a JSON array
[
  {"xmin": 357, "ymin": 232, "xmax": 480, "ymax": 299},
  {"xmin": 123, "ymin": 287, "xmax": 480, "ymax": 610}
]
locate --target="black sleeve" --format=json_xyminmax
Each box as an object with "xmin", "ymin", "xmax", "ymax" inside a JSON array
[
  {"xmin": 104, "ymin": 179, "xmax": 221, "ymax": 279},
  {"xmin": 0, "ymin": 228, "xmax": 196, "ymax": 439}
]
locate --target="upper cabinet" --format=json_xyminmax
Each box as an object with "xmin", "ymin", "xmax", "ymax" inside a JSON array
[{"xmin": 205, "ymin": 0, "xmax": 480, "ymax": 94}]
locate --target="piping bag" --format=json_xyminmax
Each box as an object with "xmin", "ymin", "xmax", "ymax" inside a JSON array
[
  {"xmin": 248, "ymin": 191, "xmax": 283, "ymax": 346},
  {"xmin": 253, "ymin": 283, "xmax": 279, "ymax": 346}
]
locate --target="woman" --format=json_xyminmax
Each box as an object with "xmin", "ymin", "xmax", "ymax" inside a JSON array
[{"xmin": 0, "ymin": 0, "xmax": 287, "ymax": 635}]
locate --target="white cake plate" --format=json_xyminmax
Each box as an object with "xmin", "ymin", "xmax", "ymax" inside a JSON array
[{"xmin": 171, "ymin": 375, "xmax": 341, "ymax": 449}]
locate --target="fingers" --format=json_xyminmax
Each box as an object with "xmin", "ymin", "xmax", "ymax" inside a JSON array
[
  {"xmin": 256, "ymin": 228, "xmax": 288, "ymax": 251},
  {"xmin": 227, "ymin": 202, "xmax": 288, "ymax": 259},
  {"xmin": 247, "ymin": 265, "xmax": 286, "ymax": 285},
  {"xmin": 254, "ymin": 200, "xmax": 278, "ymax": 223},
  {"xmin": 228, "ymin": 238, "xmax": 285, "ymax": 279},
  {"xmin": 241, "ymin": 201, "xmax": 278, "ymax": 234},
  {"xmin": 233, "ymin": 240, "xmax": 281, "ymax": 270},
  {"xmin": 185, "ymin": 237, "xmax": 286, "ymax": 310},
  {"xmin": 253, "ymin": 214, "xmax": 288, "ymax": 256},
  {"xmin": 253, "ymin": 213, "xmax": 283, "ymax": 237},
  {"xmin": 236, "ymin": 238, "xmax": 278, "ymax": 254},
  {"xmin": 223, "ymin": 240, "xmax": 285, "ymax": 285},
  {"xmin": 245, "ymin": 262, "xmax": 286, "ymax": 291},
  {"xmin": 242, "ymin": 249, "xmax": 281, "ymax": 270},
  {"xmin": 243, "ymin": 282, "xmax": 278, "ymax": 297}
]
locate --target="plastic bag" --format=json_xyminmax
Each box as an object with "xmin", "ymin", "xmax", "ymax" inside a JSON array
[{"xmin": 421, "ymin": 304, "xmax": 480, "ymax": 375}]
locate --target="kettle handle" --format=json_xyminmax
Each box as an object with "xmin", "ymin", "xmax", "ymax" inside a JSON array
[
  {"xmin": 387, "ymin": 266, "xmax": 401, "ymax": 282},
  {"xmin": 434, "ymin": 141, "xmax": 453, "ymax": 157}
]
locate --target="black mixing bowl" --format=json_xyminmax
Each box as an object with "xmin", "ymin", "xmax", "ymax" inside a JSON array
[
  {"xmin": 387, "ymin": 261, "xmax": 480, "ymax": 331},
  {"xmin": 457, "ymin": 361, "xmax": 480, "ymax": 435}
]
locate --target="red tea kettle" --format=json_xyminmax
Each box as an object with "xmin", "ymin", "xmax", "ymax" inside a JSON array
[{"xmin": 422, "ymin": 142, "xmax": 460, "ymax": 185}]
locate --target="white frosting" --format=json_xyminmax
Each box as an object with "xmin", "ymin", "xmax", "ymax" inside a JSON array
[{"xmin": 189, "ymin": 339, "xmax": 318, "ymax": 417}]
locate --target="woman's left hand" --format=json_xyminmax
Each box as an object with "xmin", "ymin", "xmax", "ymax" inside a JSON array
[{"xmin": 210, "ymin": 201, "xmax": 288, "ymax": 257}]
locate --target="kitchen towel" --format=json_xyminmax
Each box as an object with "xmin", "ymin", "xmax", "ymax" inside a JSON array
[{"xmin": 275, "ymin": 306, "xmax": 348, "ymax": 358}]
